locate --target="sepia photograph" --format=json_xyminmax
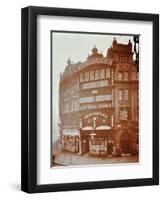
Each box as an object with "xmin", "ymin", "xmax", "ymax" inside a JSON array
[
  {"xmin": 51, "ymin": 31, "xmax": 139, "ymax": 167},
  {"xmin": 21, "ymin": 6, "xmax": 159, "ymax": 192}
]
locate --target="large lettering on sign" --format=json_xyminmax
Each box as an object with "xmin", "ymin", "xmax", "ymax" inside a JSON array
[{"xmin": 84, "ymin": 112, "xmax": 108, "ymax": 120}]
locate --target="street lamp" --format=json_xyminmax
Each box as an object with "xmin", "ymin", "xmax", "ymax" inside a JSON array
[{"xmin": 93, "ymin": 117, "xmax": 96, "ymax": 130}]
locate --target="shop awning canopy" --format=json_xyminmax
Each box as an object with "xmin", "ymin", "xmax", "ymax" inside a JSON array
[
  {"xmin": 82, "ymin": 125, "xmax": 111, "ymax": 131},
  {"xmin": 82, "ymin": 126, "xmax": 93, "ymax": 131},
  {"xmin": 96, "ymin": 125, "xmax": 111, "ymax": 130},
  {"xmin": 62, "ymin": 129, "xmax": 80, "ymax": 136}
]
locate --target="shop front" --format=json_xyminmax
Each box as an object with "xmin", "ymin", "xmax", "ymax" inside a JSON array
[
  {"xmin": 61, "ymin": 129, "xmax": 80, "ymax": 153},
  {"xmin": 89, "ymin": 132, "xmax": 108, "ymax": 156},
  {"xmin": 79, "ymin": 111, "xmax": 114, "ymax": 156},
  {"xmin": 120, "ymin": 132, "xmax": 131, "ymax": 154},
  {"xmin": 80, "ymin": 127, "xmax": 113, "ymax": 156}
]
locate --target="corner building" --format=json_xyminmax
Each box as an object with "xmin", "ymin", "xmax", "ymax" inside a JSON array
[{"xmin": 59, "ymin": 38, "xmax": 139, "ymax": 156}]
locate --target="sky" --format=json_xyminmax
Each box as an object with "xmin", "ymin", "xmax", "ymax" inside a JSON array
[{"xmin": 52, "ymin": 31, "xmax": 134, "ymax": 141}]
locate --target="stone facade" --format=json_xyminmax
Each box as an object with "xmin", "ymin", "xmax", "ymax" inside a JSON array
[{"xmin": 59, "ymin": 38, "xmax": 139, "ymax": 157}]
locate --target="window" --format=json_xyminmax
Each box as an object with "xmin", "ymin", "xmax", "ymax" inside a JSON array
[
  {"xmin": 99, "ymin": 80, "xmax": 108, "ymax": 87},
  {"xmin": 64, "ymin": 103, "xmax": 69, "ymax": 113},
  {"xmin": 106, "ymin": 68, "xmax": 111, "ymax": 78},
  {"xmin": 100, "ymin": 69, "xmax": 105, "ymax": 79},
  {"xmin": 124, "ymin": 89, "xmax": 128, "ymax": 101},
  {"xmin": 124, "ymin": 57, "xmax": 128, "ymax": 63},
  {"xmin": 90, "ymin": 71, "xmax": 94, "ymax": 81},
  {"xmin": 80, "ymin": 104, "xmax": 97, "ymax": 110},
  {"xmin": 92, "ymin": 90, "xmax": 98, "ymax": 94},
  {"xmin": 95, "ymin": 70, "xmax": 100, "ymax": 80},
  {"xmin": 120, "ymin": 56, "xmax": 128, "ymax": 63},
  {"xmin": 95, "ymin": 94, "xmax": 112, "ymax": 102},
  {"xmin": 73, "ymin": 101, "xmax": 78, "ymax": 111},
  {"xmin": 119, "ymin": 109, "xmax": 128, "ymax": 120},
  {"xmin": 131, "ymin": 71, "xmax": 137, "ymax": 80},
  {"xmin": 82, "ymin": 82, "xmax": 99, "ymax": 90},
  {"xmin": 118, "ymin": 71, "xmax": 123, "ymax": 80},
  {"xmin": 118, "ymin": 90, "xmax": 123, "ymax": 101},
  {"xmin": 118, "ymin": 90, "xmax": 123, "ymax": 105},
  {"xmin": 124, "ymin": 72, "xmax": 128, "ymax": 80},
  {"xmin": 79, "ymin": 96, "xmax": 94, "ymax": 103},
  {"xmin": 80, "ymin": 73, "xmax": 84, "ymax": 82},
  {"xmin": 85, "ymin": 71, "xmax": 89, "ymax": 82},
  {"xmin": 81, "ymin": 80, "xmax": 108, "ymax": 90}
]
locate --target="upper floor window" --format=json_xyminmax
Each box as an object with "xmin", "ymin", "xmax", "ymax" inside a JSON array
[
  {"xmin": 99, "ymin": 80, "xmax": 108, "ymax": 87},
  {"xmin": 95, "ymin": 70, "xmax": 100, "ymax": 80},
  {"xmin": 95, "ymin": 94, "xmax": 112, "ymax": 102},
  {"xmin": 118, "ymin": 90, "xmax": 123, "ymax": 101},
  {"xmin": 92, "ymin": 90, "xmax": 98, "ymax": 94},
  {"xmin": 90, "ymin": 71, "xmax": 94, "ymax": 81},
  {"xmin": 106, "ymin": 68, "xmax": 111, "ymax": 78},
  {"xmin": 124, "ymin": 72, "xmax": 129, "ymax": 80},
  {"xmin": 131, "ymin": 71, "xmax": 137, "ymax": 80},
  {"xmin": 120, "ymin": 56, "xmax": 128, "ymax": 63},
  {"xmin": 74, "ymin": 101, "xmax": 78, "ymax": 111},
  {"xmin": 100, "ymin": 69, "xmax": 105, "ymax": 79},
  {"xmin": 119, "ymin": 109, "xmax": 128, "ymax": 120},
  {"xmin": 79, "ymin": 96, "xmax": 94, "ymax": 103},
  {"xmin": 124, "ymin": 89, "xmax": 129, "ymax": 101},
  {"xmin": 119, "ymin": 57, "xmax": 122, "ymax": 62},
  {"xmin": 64, "ymin": 103, "xmax": 69, "ymax": 113},
  {"xmin": 123, "ymin": 57, "xmax": 128, "ymax": 63},
  {"xmin": 80, "ymin": 73, "xmax": 84, "ymax": 82},
  {"xmin": 81, "ymin": 80, "xmax": 108, "ymax": 90},
  {"xmin": 118, "ymin": 71, "xmax": 123, "ymax": 81},
  {"xmin": 85, "ymin": 71, "xmax": 89, "ymax": 82}
]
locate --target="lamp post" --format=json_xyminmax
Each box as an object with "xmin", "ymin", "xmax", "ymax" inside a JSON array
[{"xmin": 93, "ymin": 117, "xmax": 96, "ymax": 130}]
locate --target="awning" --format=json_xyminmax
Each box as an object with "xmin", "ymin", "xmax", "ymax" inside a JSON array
[
  {"xmin": 96, "ymin": 125, "xmax": 111, "ymax": 130},
  {"xmin": 82, "ymin": 126, "xmax": 93, "ymax": 131},
  {"xmin": 62, "ymin": 129, "xmax": 80, "ymax": 136},
  {"xmin": 82, "ymin": 126, "xmax": 111, "ymax": 131}
]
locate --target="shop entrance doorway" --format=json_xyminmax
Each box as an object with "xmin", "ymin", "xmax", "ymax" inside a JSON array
[{"xmin": 120, "ymin": 132, "xmax": 131, "ymax": 154}]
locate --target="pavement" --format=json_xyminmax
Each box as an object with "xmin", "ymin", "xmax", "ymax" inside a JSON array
[{"xmin": 53, "ymin": 150, "xmax": 139, "ymax": 166}]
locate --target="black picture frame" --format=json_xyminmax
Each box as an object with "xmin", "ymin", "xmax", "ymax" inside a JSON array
[{"xmin": 21, "ymin": 6, "xmax": 159, "ymax": 193}]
